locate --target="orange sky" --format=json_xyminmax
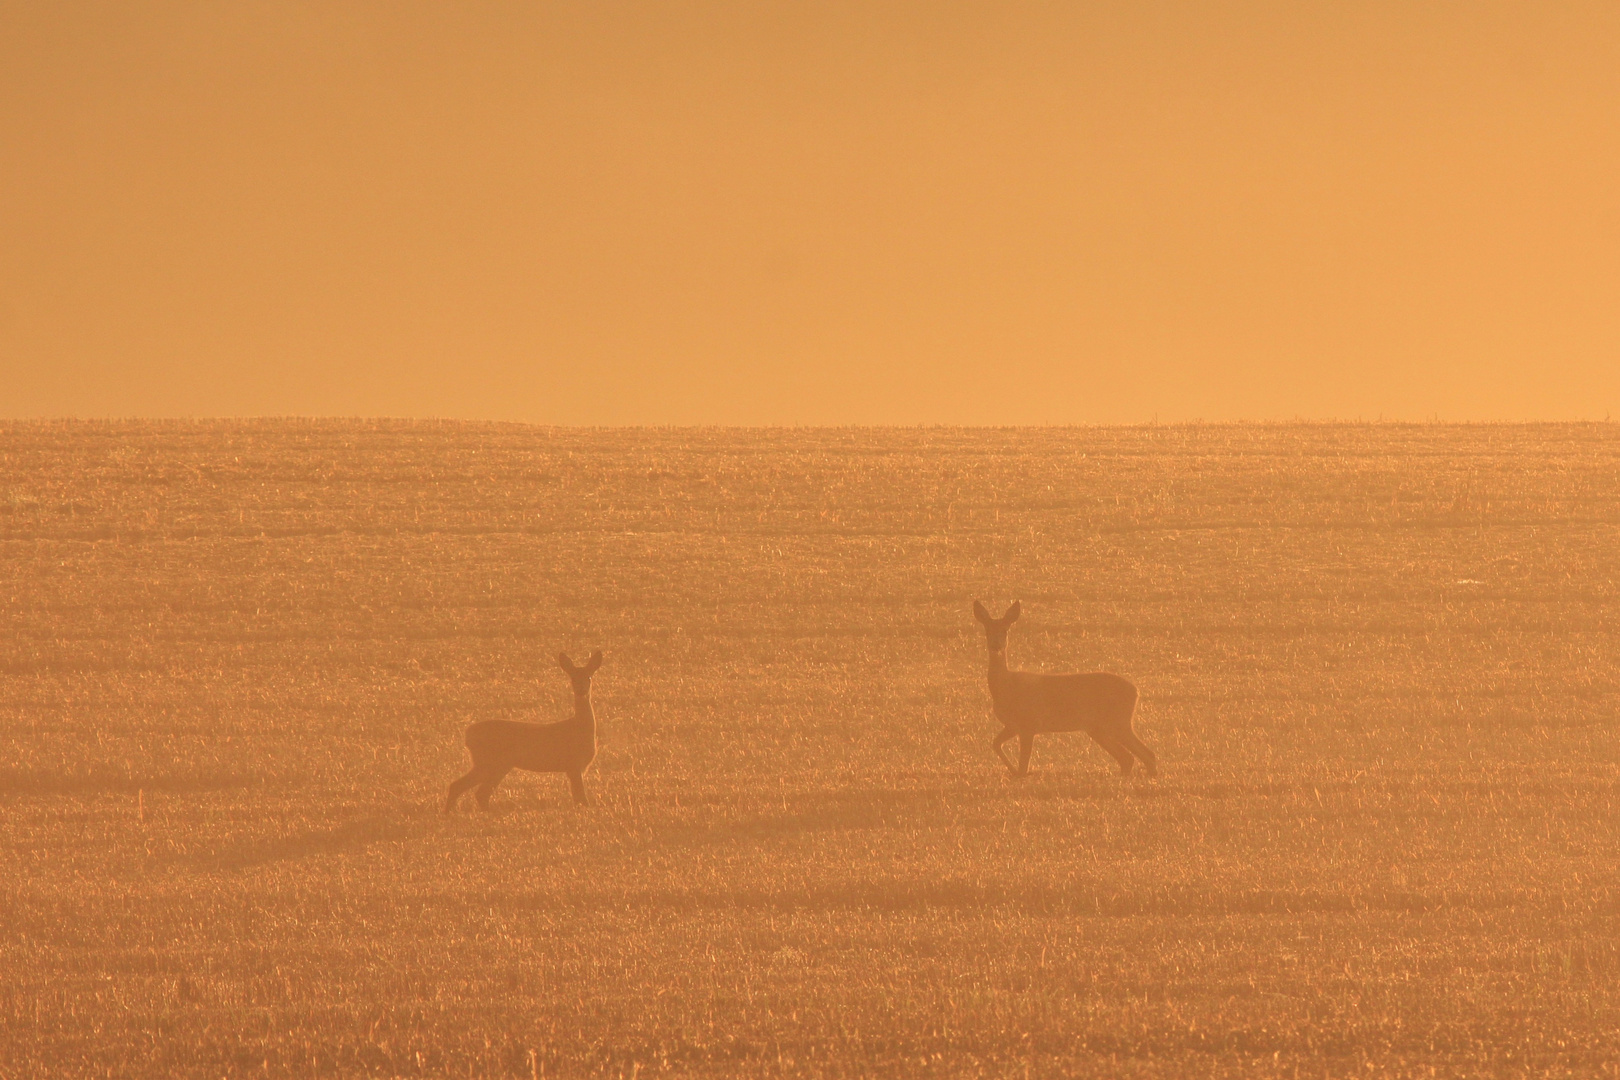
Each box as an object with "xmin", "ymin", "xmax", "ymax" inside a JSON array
[{"xmin": 3, "ymin": 1, "xmax": 1618, "ymax": 423}]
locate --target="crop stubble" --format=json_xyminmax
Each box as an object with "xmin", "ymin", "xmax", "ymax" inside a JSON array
[{"xmin": 1, "ymin": 420, "xmax": 1618, "ymax": 1077}]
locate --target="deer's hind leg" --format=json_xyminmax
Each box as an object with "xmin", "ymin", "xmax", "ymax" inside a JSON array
[
  {"xmin": 1090, "ymin": 731, "xmax": 1136, "ymax": 776},
  {"xmin": 1119, "ymin": 729, "xmax": 1157, "ymax": 778},
  {"xmin": 567, "ymin": 770, "xmax": 589, "ymax": 806},
  {"xmin": 445, "ymin": 766, "xmax": 486, "ymax": 814},
  {"xmin": 474, "ymin": 768, "xmax": 512, "ymax": 810}
]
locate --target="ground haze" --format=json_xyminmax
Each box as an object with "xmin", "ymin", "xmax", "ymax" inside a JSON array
[{"xmin": 2, "ymin": 421, "xmax": 1618, "ymax": 1078}]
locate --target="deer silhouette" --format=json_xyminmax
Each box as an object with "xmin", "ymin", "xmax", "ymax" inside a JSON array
[
  {"xmin": 444, "ymin": 651, "xmax": 602, "ymax": 812},
  {"xmin": 974, "ymin": 601, "xmax": 1156, "ymax": 778}
]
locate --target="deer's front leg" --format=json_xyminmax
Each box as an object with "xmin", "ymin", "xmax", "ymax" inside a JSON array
[
  {"xmin": 1017, "ymin": 731, "xmax": 1034, "ymax": 777},
  {"xmin": 993, "ymin": 725, "xmax": 1017, "ymax": 773}
]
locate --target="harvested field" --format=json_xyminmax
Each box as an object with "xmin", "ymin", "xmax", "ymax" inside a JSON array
[{"xmin": 2, "ymin": 420, "xmax": 1619, "ymax": 1078}]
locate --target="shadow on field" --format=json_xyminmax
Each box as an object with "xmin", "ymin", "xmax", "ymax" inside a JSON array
[
  {"xmin": 196, "ymin": 813, "xmax": 432, "ymax": 871},
  {"xmin": 0, "ymin": 767, "xmax": 253, "ymax": 796},
  {"xmin": 642, "ymin": 777, "xmax": 1141, "ymax": 848},
  {"xmin": 482, "ymin": 880, "xmax": 1580, "ymax": 919}
]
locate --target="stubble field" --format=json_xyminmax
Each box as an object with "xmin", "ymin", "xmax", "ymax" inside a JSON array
[{"xmin": 2, "ymin": 420, "xmax": 1618, "ymax": 1078}]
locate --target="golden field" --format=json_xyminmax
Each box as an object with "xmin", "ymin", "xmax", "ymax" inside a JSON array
[{"xmin": 2, "ymin": 420, "xmax": 1618, "ymax": 1078}]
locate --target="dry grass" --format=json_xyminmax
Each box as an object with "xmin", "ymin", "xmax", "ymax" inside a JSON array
[{"xmin": 2, "ymin": 420, "xmax": 1618, "ymax": 1078}]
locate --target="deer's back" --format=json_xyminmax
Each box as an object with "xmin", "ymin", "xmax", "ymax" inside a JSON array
[
  {"xmin": 995, "ymin": 670, "xmax": 1137, "ymax": 732},
  {"xmin": 465, "ymin": 718, "xmax": 594, "ymax": 773}
]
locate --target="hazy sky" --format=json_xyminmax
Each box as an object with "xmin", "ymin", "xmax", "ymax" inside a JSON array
[{"xmin": 3, "ymin": 1, "xmax": 1618, "ymax": 423}]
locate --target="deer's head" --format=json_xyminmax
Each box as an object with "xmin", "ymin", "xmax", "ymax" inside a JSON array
[
  {"xmin": 973, "ymin": 600, "xmax": 1020, "ymax": 655},
  {"xmin": 558, "ymin": 650, "xmax": 604, "ymax": 696}
]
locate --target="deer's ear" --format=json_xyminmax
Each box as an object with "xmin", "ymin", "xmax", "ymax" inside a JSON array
[
  {"xmin": 585, "ymin": 650, "xmax": 603, "ymax": 674},
  {"xmin": 558, "ymin": 652, "xmax": 576, "ymax": 673},
  {"xmin": 973, "ymin": 600, "xmax": 992, "ymax": 625},
  {"xmin": 1004, "ymin": 600, "xmax": 1021, "ymax": 623}
]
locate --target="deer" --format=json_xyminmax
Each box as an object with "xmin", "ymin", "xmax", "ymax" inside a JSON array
[
  {"xmin": 974, "ymin": 601, "xmax": 1156, "ymax": 778},
  {"xmin": 444, "ymin": 651, "xmax": 603, "ymax": 812}
]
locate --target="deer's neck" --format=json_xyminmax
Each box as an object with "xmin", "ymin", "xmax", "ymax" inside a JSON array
[
  {"xmin": 573, "ymin": 693, "xmax": 595, "ymax": 731},
  {"xmin": 987, "ymin": 647, "xmax": 1011, "ymax": 692}
]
